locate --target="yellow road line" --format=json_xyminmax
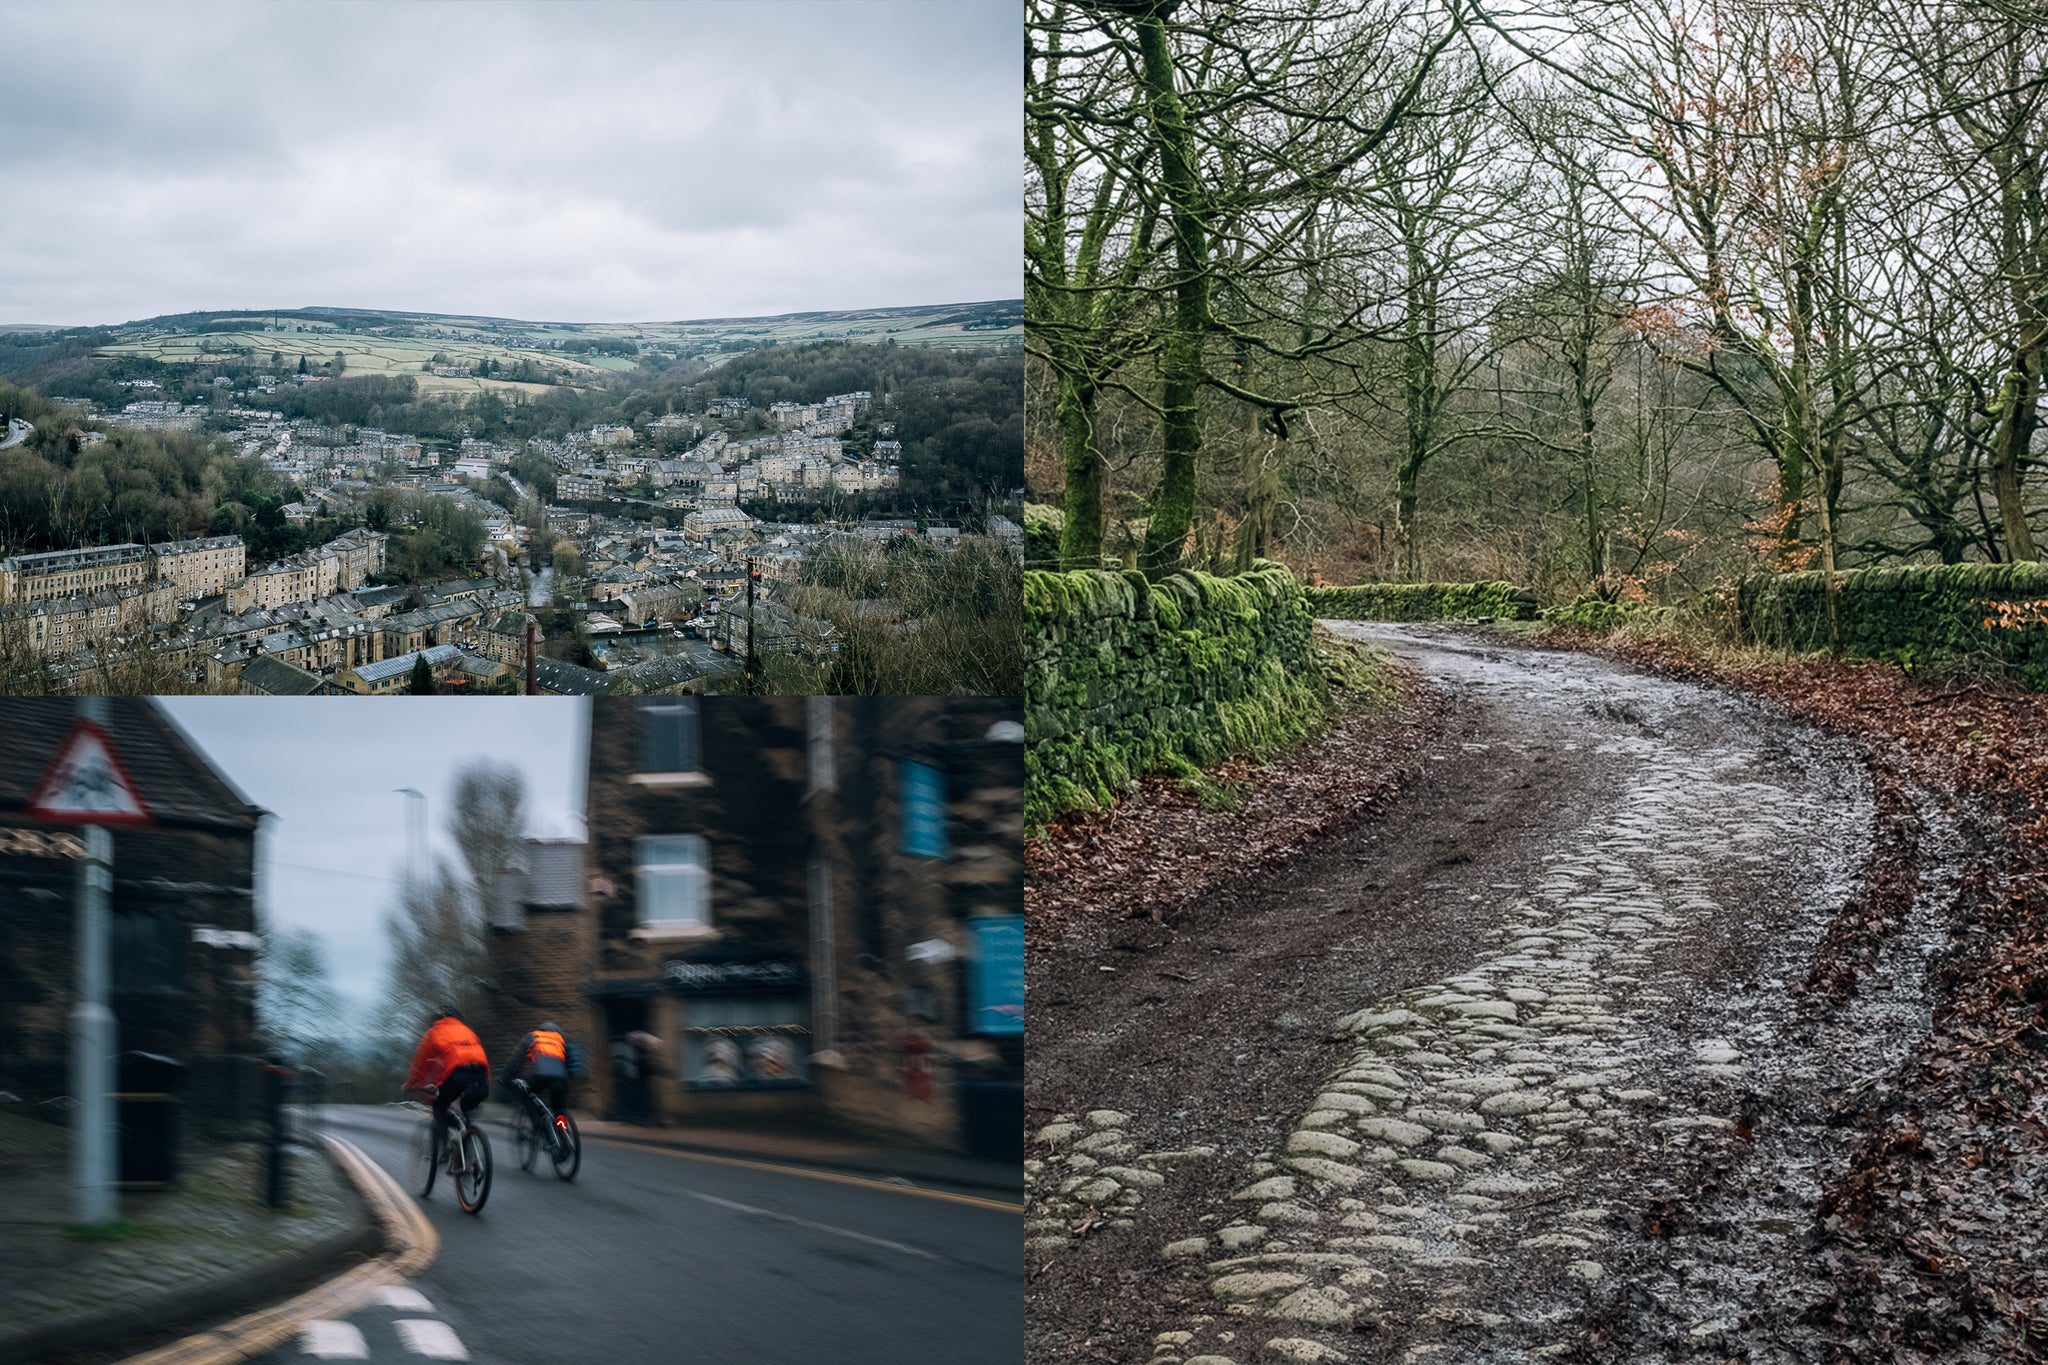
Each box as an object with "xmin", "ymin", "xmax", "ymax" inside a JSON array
[
  {"xmin": 117, "ymin": 1136, "xmax": 437, "ymax": 1365},
  {"xmin": 585, "ymin": 1135, "xmax": 1022, "ymax": 1214}
]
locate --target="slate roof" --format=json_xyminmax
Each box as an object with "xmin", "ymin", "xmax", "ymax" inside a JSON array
[
  {"xmin": 354, "ymin": 643, "xmax": 461, "ymax": 684},
  {"xmin": 533, "ymin": 656, "xmax": 609, "ymax": 696},
  {"xmin": 238, "ymin": 656, "xmax": 328, "ymax": 696}
]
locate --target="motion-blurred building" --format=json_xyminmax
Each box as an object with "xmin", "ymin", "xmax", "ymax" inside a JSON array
[
  {"xmin": 480, "ymin": 696, "xmax": 1023, "ymax": 1159},
  {"xmin": 0, "ymin": 700, "xmax": 265, "ymax": 1131}
]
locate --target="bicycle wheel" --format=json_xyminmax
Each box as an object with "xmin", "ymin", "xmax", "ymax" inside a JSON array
[
  {"xmin": 412, "ymin": 1117, "xmax": 437, "ymax": 1198},
  {"xmin": 454, "ymin": 1123, "xmax": 492, "ymax": 1214},
  {"xmin": 550, "ymin": 1110, "xmax": 580, "ymax": 1182},
  {"xmin": 515, "ymin": 1105, "xmax": 538, "ymax": 1173}
]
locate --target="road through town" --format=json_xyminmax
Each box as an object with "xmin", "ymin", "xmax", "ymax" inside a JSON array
[
  {"xmin": 1027, "ymin": 625, "xmax": 1964, "ymax": 1363},
  {"xmin": 250, "ymin": 1104, "xmax": 1021, "ymax": 1365}
]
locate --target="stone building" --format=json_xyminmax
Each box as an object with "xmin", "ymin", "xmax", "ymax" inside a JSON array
[
  {"xmin": 11, "ymin": 582, "xmax": 178, "ymax": 657},
  {"xmin": 0, "ymin": 700, "xmax": 265, "ymax": 1126},
  {"xmin": 148, "ymin": 535, "xmax": 247, "ymax": 601},
  {"xmin": 483, "ymin": 697, "xmax": 1023, "ymax": 1156},
  {"xmin": 227, "ymin": 529, "xmax": 388, "ymax": 613},
  {"xmin": 381, "ymin": 599, "xmax": 485, "ymax": 656},
  {"xmin": 0, "ymin": 544, "xmax": 151, "ymax": 604}
]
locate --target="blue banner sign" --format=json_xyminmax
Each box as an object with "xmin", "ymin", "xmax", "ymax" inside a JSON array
[
  {"xmin": 900, "ymin": 760, "xmax": 948, "ymax": 858},
  {"xmin": 968, "ymin": 915, "xmax": 1024, "ymax": 1036}
]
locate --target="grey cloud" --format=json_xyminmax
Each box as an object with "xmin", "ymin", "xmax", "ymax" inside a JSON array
[{"xmin": 0, "ymin": 0, "xmax": 1020, "ymax": 324}]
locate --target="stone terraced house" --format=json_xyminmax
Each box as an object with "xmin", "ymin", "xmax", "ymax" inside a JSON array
[
  {"xmin": 0, "ymin": 699, "xmax": 265, "ymax": 1141},
  {"xmin": 479, "ymin": 696, "xmax": 1023, "ymax": 1158}
]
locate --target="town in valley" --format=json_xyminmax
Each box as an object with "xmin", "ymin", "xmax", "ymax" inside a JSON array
[{"xmin": 0, "ymin": 301, "xmax": 1023, "ymax": 695}]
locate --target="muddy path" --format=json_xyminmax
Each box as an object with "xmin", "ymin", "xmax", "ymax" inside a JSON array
[{"xmin": 1026, "ymin": 625, "xmax": 1977, "ymax": 1364}]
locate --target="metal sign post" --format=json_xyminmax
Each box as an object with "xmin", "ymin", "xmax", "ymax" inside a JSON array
[
  {"xmin": 30, "ymin": 702, "xmax": 155, "ymax": 1225},
  {"xmin": 72, "ymin": 825, "xmax": 114, "ymax": 1223}
]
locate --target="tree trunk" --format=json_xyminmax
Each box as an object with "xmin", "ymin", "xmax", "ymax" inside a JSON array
[
  {"xmin": 1989, "ymin": 339, "xmax": 2041, "ymax": 562},
  {"xmin": 1132, "ymin": 7, "xmax": 1209, "ymax": 581},
  {"xmin": 1055, "ymin": 369, "xmax": 1104, "ymax": 569}
]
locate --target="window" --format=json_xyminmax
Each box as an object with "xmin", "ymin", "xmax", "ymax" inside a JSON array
[
  {"xmin": 112, "ymin": 910, "xmax": 185, "ymax": 992},
  {"xmin": 636, "ymin": 834, "xmax": 709, "ymax": 929},
  {"xmin": 900, "ymin": 760, "xmax": 948, "ymax": 858},
  {"xmin": 682, "ymin": 995, "xmax": 809, "ymax": 1089},
  {"xmin": 632, "ymin": 698, "xmax": 705, "ymax": 785}
]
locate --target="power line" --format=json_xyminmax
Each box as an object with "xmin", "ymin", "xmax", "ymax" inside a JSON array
[{"xmin": 268, "ymin": 861, "xmax": 398, "ymax": 883}]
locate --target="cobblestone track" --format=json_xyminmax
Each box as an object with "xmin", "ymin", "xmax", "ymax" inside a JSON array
[{"xmin": 1027, "ymin": 626, "xmax": 1880, "ymax": 1364}]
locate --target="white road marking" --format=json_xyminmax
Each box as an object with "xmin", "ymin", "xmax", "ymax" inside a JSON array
[
  {"xmin": 686, "ymin": 1190, "xmax": 940, "ymax": 1261},
  {"xmin": 372, "ymin": 1284, "xmax": 434, "ymax": 1312},
  {"xmin": 300, "ymin": 1320, "xmax": 368, "ymax": 1358},
  {"xmin": 394, "ymin": 1319, "xmax": 469, "ymax": 1359}
]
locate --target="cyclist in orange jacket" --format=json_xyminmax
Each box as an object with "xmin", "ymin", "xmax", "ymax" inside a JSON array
[
  {"xmin": 404, "ymin": 1007, "xmax": 490, "ymax": 1167},
  {"xmin": 502, "ymin": 1020, "xmax": 572, "ymax": 1122}
]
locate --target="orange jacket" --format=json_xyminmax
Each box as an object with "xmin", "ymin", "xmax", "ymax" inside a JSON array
[
  {"xmin": 405, "ymin": 1017, "xmax": 489, "ymax": 1092},
  {"xmin": 528, "ymin": 1029, "xmax": 567, "ymax": 1065}
]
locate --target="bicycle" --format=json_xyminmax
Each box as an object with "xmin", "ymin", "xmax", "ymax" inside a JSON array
[
  {"xmin": 507, "ymin": 1078, "xmax": 580, "ymax": 1181},
  {"xmin": 402, "ymin": 1088, "xmax": 493, "ymax": 1214}
]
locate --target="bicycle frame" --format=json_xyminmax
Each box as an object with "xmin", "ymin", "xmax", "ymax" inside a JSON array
[
  {"xmin": 509, "ymin": 1080, "xmax": 580, "ymax": 1180},
  {"xmin": 400, "ymin": 1094, "xmax": 493, "ymax": 1212}
]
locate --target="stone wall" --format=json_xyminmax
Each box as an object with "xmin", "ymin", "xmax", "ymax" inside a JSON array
[
  {"xmin": 1025, "ymin": 560, "xmax": 1327, "ymax": 827},
  {"xmin": 1306, "ymin": 581, "xmax": 1537, "ymax": 622},
  {"xmin": 1735, "ymin": 562, "xmax": 2048, "ymax": 689}
]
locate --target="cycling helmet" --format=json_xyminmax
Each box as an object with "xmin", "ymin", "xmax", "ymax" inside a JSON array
[{"xmin": 541, "ymin": 1021, "xmax": 560, "ymax": 1033}]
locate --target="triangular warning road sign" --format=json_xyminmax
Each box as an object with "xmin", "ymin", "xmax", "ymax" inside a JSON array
[{"xmin": 27, "ymin": 718, "xmax": 154, "ymax": 825}]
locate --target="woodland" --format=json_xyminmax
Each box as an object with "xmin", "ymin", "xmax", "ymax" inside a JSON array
[{"xmin": 1026, "ymin": 0, "xmax": 2048, "ymax": 599}]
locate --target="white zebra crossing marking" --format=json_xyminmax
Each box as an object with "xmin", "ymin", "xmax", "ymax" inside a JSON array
[
  {"xmin": 299, "ymin": 1320, "xmax": 368, "ymax": 1358},
  {"xmin": 394, "ymin": 1319, "xmax": 469, "ymax": 1359},
  {"xmin": 372, "ymin": 1284, "xmax": 435, "ymax": 1312}
]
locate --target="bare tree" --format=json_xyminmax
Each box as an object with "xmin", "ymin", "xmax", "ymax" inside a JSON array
[
  {"xmin": 448, "ymin": 759, "xmax": 526, "ymax": 924},
  {"xmin": 382, "ymin": 860, "xmax": 483, "ymax": 1031},
  {"xmin": 256, "ymin": 926, "xmax": 341, "ymax": 1063}
]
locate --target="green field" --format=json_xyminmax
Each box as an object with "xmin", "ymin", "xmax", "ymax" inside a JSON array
[
  {"xmin": 93, "ymin": 301, "xmax": 1021, "ymax": 383},
  {"xmin": 99, "ymin": 331, "xmax": 616, "ymax": 382}
]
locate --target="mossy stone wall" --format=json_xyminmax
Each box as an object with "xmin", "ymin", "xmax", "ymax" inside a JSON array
[
  {"xmin": 1305, "ymin": 581, "xmax": 1537, "ymax": 622},
  {"xmin": 1735, "ymin": 562, "xmax": 2048, "ymax": 688},
  {"xmin": 1026, "ymin": 560, "xmax": 1325, "ymax": 825},
  {"xmin": 1024, "ymin": 502, "xmax": 1063, "ymax": 569}
]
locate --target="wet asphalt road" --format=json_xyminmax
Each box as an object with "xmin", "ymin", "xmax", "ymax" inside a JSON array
[
  {"xmin": 1028, "ymin": 625, "xmax": 1912, "ymax": 1364},
  {"xmin": 250, "ymin": 1105, "xmax": 1021, "ymax": 1365}
]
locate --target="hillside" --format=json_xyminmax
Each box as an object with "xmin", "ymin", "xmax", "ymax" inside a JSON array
[{"xmin": 2, "ymin": 300, "xmax": 1018, "ymax": 388}]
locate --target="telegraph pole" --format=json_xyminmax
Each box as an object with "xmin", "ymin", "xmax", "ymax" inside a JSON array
[{"xmin": 745, "ymin": 555, "xmax": 759, "ymax": 695}]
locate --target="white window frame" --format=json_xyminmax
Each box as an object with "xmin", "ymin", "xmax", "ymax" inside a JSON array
[
  {"xmin": 634, "ymin": 834, "xmax": 712, "ymax": 937},
  {"xmin": 630, "ymin": 697, "xmax": 711, "ymax": 788}
]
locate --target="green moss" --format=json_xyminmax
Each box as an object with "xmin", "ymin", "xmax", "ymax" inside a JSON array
[
  {"xmin": 1306, "ymin": 581, "xmax": 1537, "ymax": 622},
  {"xmin": 1735, "ymin": 562, "xmax": 2048, "ymax": 689},
  {"xmin": 1026, "ymin": 560, "xmax": 1346, "ymax": 826},
  {"xmin": 1024, "ymin": 503, "xmax": 1064, "ymax": 568},
  {"xmin": 1540, "ymin": 595, "xmax": 1672, "ymax": 631}
]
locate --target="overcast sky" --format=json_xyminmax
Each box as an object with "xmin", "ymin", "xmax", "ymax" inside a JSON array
[
  {"xmin": 158, "ymin": 698, "xmax": 586, "ymax": 1024},
  {"xmin": 0, "ymin": 1, "xmax": 1020, "ymax": 327}
]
